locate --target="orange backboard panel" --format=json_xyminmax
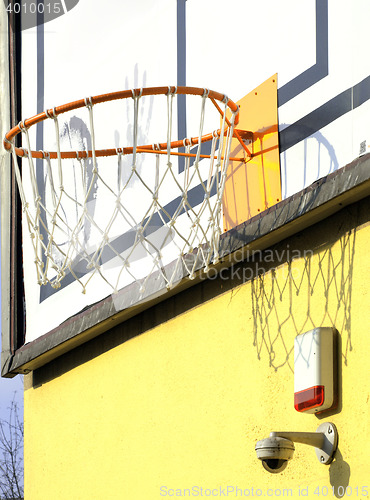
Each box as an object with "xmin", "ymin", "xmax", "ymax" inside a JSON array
[{"xmin": 222, "ymin": 75, "xmax": 281, "ymax": 231}]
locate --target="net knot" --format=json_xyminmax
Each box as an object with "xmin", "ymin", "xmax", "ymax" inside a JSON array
[
  {"xmin": 152, "ymin": 255, "xmax": 160, "ymax": 266},
  {"xmin": 76, "ymin": 150, "xmax": 86, "ymax": 161},
  {"xmin": 18, "ymin": 121, "xmax": 27, "ymax": 132},
  {"xmin": 167, "ymin": 86, "xmax": 177, "ymax": 96},
  {"xmin": 84, "ymin": 97, "xmax": 93, "ymax": 109},
  {"xmin": 41, "ymin": 150, "xmax": 50, "ymax": 159},
  {"xmin": 131, "ymin": 88, "xmax": 143, "ymax": 99},
  {"xmin": 45, "ymin": 108, "xmax": 57, "ymax": 119}
]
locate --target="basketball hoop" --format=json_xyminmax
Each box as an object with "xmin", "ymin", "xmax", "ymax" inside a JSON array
[{"xmin": 4, "ymin": 86, "xmax": 249, "ymax": 294}]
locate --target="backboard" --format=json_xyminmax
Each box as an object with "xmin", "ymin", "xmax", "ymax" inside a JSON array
[{"xmin": 2, "ymin": 0, "xmax": 370, "ymax": 374}]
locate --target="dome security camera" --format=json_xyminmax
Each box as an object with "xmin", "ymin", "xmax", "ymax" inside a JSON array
[
  {"xmin": 255, "ymin": 422, "xmax": 338, "ymax": 474},
  {"xmin": 255, "ymin": 436, "xmax": 295, "ymax": 473}
]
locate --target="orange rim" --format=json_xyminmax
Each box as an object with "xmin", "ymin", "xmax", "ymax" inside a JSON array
[{"xmin": 4, "ymin": 86, "xmax": 239, "ymax": 160}]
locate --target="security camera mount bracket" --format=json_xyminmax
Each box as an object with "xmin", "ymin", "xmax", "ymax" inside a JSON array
[{"xmin": 270, "ymin": 422, "xmax": 338, "ymax": 465}]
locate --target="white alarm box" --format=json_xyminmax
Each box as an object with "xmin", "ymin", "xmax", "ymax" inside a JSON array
[{"xmin": 294, "ymin": 327, "xmax": 337, "ymax": 413}]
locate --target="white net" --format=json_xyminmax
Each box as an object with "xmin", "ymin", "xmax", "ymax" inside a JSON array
[{"xmin": 9, "ymin": 88, "xmax": 237, "ymax": 295}]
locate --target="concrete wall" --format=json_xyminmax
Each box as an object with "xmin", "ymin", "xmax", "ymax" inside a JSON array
[{"xmin": 24, "ymin": 197, "xmax": 369, "ymax": 499}]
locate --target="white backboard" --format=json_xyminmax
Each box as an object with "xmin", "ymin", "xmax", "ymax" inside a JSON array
[{"xmin": 5, "ymin": 0, "xmax": 370, "ymax": 344}]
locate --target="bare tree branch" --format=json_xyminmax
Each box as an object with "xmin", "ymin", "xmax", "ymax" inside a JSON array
[{"xmin": 0, "ymin": 397, "xmax": 24, "ymax": 500}]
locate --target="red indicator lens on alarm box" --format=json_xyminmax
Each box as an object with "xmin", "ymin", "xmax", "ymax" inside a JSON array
[{"xmin": 294, "ymin": 386, "xmax": 325, "ymax": 412}]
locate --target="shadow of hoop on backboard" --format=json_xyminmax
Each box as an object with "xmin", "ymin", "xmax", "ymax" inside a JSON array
[{"xmin": 279, "ymin": 125, "xmax": 339, "ymax": 199}]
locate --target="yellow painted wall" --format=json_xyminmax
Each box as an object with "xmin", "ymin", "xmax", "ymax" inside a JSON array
[{"xmin": 24, "ymin": 201, "xmax": 369, "ymax": 499}]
